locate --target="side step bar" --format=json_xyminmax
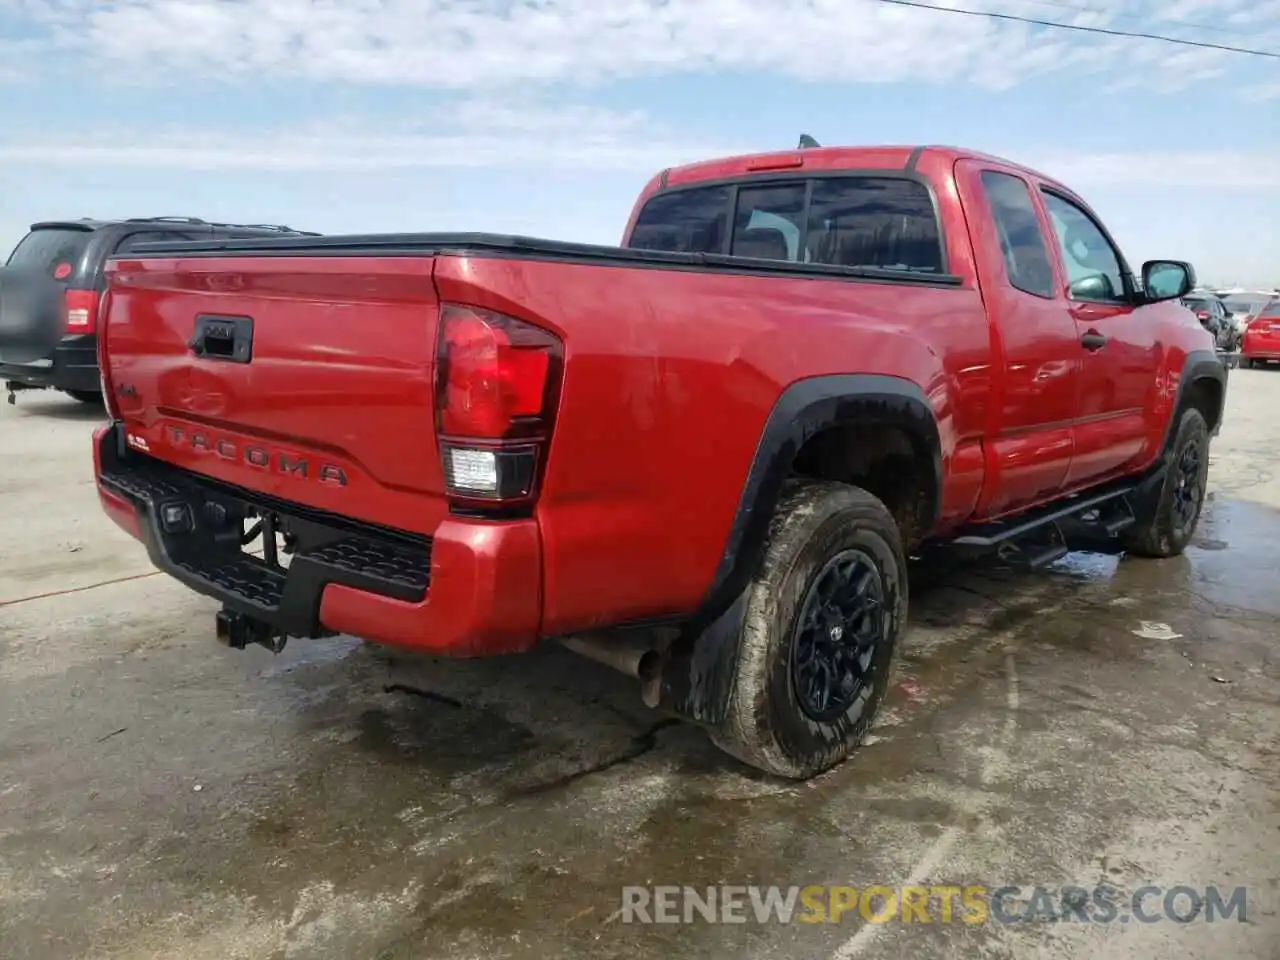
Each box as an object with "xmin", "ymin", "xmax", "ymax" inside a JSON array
[{"xmin": 951, "ymin": 480, "xmax": 1140, "ymax": 549}]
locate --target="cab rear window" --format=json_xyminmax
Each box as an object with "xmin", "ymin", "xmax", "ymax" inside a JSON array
[
  {"xmin": 6, "ymin": 228, "xmax": 94, "ymax": 283},
  {"xmin": 626, "ymin": 176, "xmax": 945, "ymax": 275}
]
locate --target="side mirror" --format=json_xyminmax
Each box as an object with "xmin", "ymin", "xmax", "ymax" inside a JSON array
[
  {"xmin": 1068, "ymin": 273, "xmax": 1116, "ymax": 301},
  {"xmin": 1141, "ymin": 260, "xmax": 1195, "ymax": 302}
]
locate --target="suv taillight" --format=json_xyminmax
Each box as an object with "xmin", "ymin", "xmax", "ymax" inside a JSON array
[
  {"xmin": 435, "ymin": 303, "xmax": 563, "ymax": 503},
  {"xmin": 64, "ymin": 289, "xmax": 100, "ymax": 335}
]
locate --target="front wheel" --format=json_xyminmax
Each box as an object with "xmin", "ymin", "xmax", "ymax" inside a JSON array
[
  {"xmin": 1122, "ymin": 408, "xmax": 1210, "ymax": 558},
  {"xmin": 710, "ymin": 481, "xmax": 907, "ymax": 780}
]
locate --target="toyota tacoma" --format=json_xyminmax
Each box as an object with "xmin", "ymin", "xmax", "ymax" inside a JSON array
[{"xmin": 80, "ymin": 143, "xmax": 1226, "ymax": 778}]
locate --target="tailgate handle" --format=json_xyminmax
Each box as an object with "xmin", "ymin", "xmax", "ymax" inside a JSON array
[{"xmin": 189, "ymin": 315, "xmax": 253, "ymax": 363}]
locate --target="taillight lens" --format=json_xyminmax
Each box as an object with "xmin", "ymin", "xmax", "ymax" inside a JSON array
[
  {"xmin": 435, "ymin": 303, "xmax": 562, "ymax": 502},
  {"xmin": 97, "ymin": 289, "xmax": 121, "ymax": 419},
  {"xmin": 64, "ymin": 289, "xmax": 100, "ymax": 334}
]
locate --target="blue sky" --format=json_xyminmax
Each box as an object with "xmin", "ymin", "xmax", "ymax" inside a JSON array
[{"xmin": 1, "ymin": 0, "xmax": 1277, "ymax": 287}]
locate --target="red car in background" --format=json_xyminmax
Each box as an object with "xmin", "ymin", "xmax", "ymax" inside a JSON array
[{"xmin": 1240, "ymin": 297, "xmax": 1280, "ymax": 368}]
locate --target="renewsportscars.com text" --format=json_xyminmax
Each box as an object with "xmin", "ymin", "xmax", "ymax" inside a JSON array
[{"xmin": 619, "ymin": 884, "xmax": 1248, "ymax": 925}]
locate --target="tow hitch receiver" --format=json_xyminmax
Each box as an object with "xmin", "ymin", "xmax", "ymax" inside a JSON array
[{"xmin": 215, "ymin": 607, "xmax": 288, "ymax": 654}]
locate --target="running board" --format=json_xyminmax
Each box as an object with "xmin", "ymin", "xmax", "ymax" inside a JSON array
[
  {"xmin": 952, "ymin": 481, "xmax": 1139, "ymax": 548},
  {"xmin": 1020, "ymin": 542, "xmax": 1069, "ymax": 571}
]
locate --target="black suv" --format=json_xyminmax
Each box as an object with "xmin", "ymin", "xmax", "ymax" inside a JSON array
[
  {"xmin": 1, "ymin": 216, "xmax": 318, "ymax": 405},
  {"xmin": 1180, "ymin": 292, "xmax": 1238, "ymax": 352}
]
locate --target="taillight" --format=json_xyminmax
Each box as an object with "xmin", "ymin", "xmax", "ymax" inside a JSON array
[
  {"xmin": 435, "ymin": 303, "xmax": 562, "ymax": 503},
  {"xmin": 64, "ymin": 289, "xmax": 100, "ymax": 334},
  {"xmin": 96, "ymin": 289, "xmax": 121, "ymax": 419},
  {"xmin": 1196, "ymin": 311, "xmax": 1209, "ymax": 321}
]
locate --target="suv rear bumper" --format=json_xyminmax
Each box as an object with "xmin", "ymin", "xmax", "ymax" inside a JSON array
[
  {"xmin": 0, "ymin": 334, "xmax": 99, "ymax": 394},
  {"xmin": 93, "ymin": 423, "xmax": 542, "ymax": 656}
]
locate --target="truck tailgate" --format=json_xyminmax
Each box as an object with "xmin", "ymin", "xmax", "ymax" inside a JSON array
[{"xmin": 103, "ymin": 255, "xmax": 447, "ymax": 534}]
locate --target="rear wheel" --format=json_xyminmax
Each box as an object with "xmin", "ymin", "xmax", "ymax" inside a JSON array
[
  {"xmin": 1240, "ymin": 357, "xmax": 1253, "ymax": 369},
  {"xmin": 65, "ymin": 389, "xmax": 102, "ymax": 404},
  {"xmin": 710, "ymin": 481, "xmax": 907, "ymax": 780},
  {"xmin": 1122, "ymin": 407, "xmax": 1210, "ymax": 559}
]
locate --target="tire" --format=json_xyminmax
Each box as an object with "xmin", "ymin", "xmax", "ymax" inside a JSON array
[
  {"xmin": 1122, "ymin": 408, "xmax": 1210, "ymax": 559},
  {"xmin": 65, "ymin": 389, "xmax": 102, "ymax": 404},
  {"xmin": 1240, "ymin": 357, "xmax": 1253, "ymax": 369},
  {"xmin": 710, "ymin": 481, "xmax": 907, "ymax": 780}
]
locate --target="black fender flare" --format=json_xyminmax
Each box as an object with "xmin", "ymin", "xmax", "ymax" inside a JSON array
[
  {"xmin": 1164, "ymin": 349, "xmax": 1228, "ymax": 449},
  {"xmin": 653, "ymin": 374, "xmax": 944, "ymax": 725}
]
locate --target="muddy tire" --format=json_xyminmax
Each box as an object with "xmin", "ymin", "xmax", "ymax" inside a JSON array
[
  {"xmin": 1122, "ymin": 407, "xmax": 1210, "ymax": 559},
  {"xmin": 1239, "ymin": 358, "xmax": 1253, "ymax": 370},
  {"xmin": 65, "ymin": 389, "xmax": 102, "ymax": 405},
  {"xmin": 709, "ymin": 481, "xmax": 907, "ymax": 780}
]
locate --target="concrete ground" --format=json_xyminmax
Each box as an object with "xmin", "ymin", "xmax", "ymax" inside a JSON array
[{"xmin": 1, "ymin": 374, "xmax": 1277, "ymax": 960}]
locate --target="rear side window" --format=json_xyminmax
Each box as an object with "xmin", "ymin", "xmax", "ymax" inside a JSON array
[
  {"xmin": 807, "ymin": 178, "xmax": 943, "ymax": 274},
  {"xmin": 626, "ymin": 185, "xmax": 731, "ymax": 254},
  {"xmin": 627, "ymin": 176, "xmax": 946, "ymax": 274},
  {"xmin": 6, "ymin": 228, "xmax": 94, "ymax": 283},
  {"xmin": 977, "ymin": 171, "xmax": 1055, "ymax": 298},
  {"xmin": 1261, "ymin": 300, "xmax": 1280, "ymax": 318}
]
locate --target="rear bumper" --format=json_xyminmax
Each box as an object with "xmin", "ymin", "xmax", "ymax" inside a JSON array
[
  {"xmin": 0, "ymin": 334, "xmax": 99, "ymax": 394},
  {"xmin": 93, "ymin": 423, "xmax": 542, "ymax": 656},
  {"xmin": 1241, "ymin": 329, "xmax": 1280, "ymax": 359}
]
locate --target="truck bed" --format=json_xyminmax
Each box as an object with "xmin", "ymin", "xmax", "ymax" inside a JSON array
[{"xmin": 119, "ymin": 230, "xmax": 966, "ymax": 286}]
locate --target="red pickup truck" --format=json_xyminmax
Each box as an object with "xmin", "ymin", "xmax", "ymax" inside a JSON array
[{"xmin": 87, "ymin": 144, "xmax": 1226, "ymax": 779}]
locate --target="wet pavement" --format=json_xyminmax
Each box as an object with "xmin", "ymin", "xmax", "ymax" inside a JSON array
[{"xmin": 1, "ymin": 375, "xmax": 1278, "ymax": 960}]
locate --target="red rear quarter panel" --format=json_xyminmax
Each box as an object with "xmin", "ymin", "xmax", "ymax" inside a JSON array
[{"xmin": 434, "ymin": 255, "xmax": 991, "ymax": 637}]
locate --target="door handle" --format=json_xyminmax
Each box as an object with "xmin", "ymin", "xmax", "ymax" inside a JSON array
[
  {"xmin": 189, "ymin": 314, "xmax": 254, "ymax": 363},
  {"xmin": 1080, "ymin": 330, "xmax": 1107, "ymax": 351}
]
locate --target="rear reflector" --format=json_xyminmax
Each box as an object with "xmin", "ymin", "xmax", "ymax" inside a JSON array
[{"xmin": 64, "ymin": 289, "xmax": 100, "ymax": 334}]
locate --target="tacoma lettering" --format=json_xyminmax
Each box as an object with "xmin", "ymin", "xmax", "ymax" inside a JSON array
[{"xmin": 162, "ymin": 425, "xmax": 348, "ymax": 486}]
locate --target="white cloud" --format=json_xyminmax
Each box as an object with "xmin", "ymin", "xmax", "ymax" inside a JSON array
[
  {"xmin": 1240, "ymin": 80, "xmax": 1280, "ymax": 101},
  {"xmin": 4, "ymin": 0, "xmax": 1278, "ymax": 94},
  {"xmin": 0, "ymin": 101, "xmax": 1275, "ymax": 195},
  {"xmin": 1023, "ymin": 150, "xmax": 1280, "ymax": 189},
  {"xmin": 0, "ymin": 100, "xmax": 747, "ymax": 174}
]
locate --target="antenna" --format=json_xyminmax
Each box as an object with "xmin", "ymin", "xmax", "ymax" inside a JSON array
[{"xmin": 797, "ymin": 134, "xmax": 821, "ymax": 149}]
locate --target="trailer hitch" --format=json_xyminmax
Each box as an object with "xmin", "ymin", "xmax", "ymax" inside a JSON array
[{"xmin": 215, "ymin": 607, "xmax": 288, "ymax": 654}]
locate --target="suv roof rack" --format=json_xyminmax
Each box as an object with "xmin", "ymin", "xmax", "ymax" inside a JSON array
[
  {"xmin": 126, "ymin": 216, "xmax": 208, "ymax": 224},
  {"xmin": 124, "ymin": 216, "xmax": 318, "ymax": 235}
]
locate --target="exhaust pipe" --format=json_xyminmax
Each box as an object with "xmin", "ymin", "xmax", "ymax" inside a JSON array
[
  {"xmin": 558, "ymin": 632, "xmax": 660, "ymax": 680},
  {"xmin": 557, "ymin": 630, "xmax": 678, "ymax": 708}
]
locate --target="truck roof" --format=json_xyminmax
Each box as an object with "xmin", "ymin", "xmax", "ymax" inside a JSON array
[{"xmin": 660, "ymin": 144, "xmax": 1062, "ymax": 191}]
